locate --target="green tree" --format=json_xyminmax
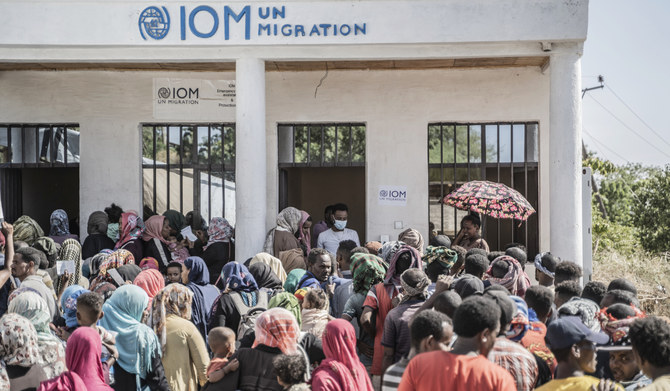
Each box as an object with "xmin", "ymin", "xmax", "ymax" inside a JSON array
[{"xmin": 631, "ymin": 165, "xmax": 670, "ymax": 253}]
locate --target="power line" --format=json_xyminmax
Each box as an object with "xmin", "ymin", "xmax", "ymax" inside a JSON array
[
  {"xmin": 583, "ymin": 128, "xmax": 630, "ymax": 163},
  {"xmin": 605, "ymin": 85, "xmax": 670, "ymax": 149},
  {"xmin": 586, "ymin": 94, "xmax": 670, "ymax": 159}
]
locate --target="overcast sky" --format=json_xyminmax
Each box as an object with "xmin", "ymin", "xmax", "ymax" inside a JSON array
[{"xmin": 581, "ymin": 0, "xmax": 670, "ymax": 167}]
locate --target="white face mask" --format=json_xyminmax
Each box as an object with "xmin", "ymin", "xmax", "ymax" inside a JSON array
[{"xmin": 333, "ymin": 220, "xmax": 347, "ymax": 230}]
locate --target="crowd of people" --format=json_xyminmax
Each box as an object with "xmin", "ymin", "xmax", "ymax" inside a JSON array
[{"xmin": 0, "ymin": 203, "xmax": 669, "ymax": 391}]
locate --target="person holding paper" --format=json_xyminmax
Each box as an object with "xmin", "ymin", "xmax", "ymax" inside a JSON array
[
  {"xmin": 142, "ymin": 215, "xmax": 173, "ymax": 273},
  {"xmin": 202, "ymin": 217, "xmax": 235, "ymax": 285}
]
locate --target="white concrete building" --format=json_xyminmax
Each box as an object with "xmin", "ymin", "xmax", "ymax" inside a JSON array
[{"xmin": 0, "ymin": 0, "xmax": 588, "ymax": 265}]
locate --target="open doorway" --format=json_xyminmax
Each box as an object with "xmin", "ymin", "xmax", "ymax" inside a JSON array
[
  {"xmin": 278, "ymin": 124, "xmax": 366, "ymax": 242},
  {"xmin": 0, "ymin": 125, "xmax": 80, "ymax": 233}
]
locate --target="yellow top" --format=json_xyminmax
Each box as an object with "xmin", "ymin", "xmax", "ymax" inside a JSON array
[
  {"xmin": 161, "ymin": 314, "xmax": 210, "ymax": 391},
  {"xmin": 536, "ymin": 376, "xmax": 623, "ymax": 391}
]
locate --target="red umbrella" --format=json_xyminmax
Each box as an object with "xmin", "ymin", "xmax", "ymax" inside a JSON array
[{"xmin": 442, "ymin": 180, "xmax": 535, "ymax": 221}]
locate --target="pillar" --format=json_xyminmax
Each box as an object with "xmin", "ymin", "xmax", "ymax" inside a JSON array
[
  {"xmin": 235, "ymin": 57, "xmax": 267, "ymax": 261},
  {"xmin": 549, "ymin": 49, "xmax": 583, "ymax": 268}
]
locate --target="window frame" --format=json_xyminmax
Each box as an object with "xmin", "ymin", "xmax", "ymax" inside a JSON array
[
  {"xmin": 0, "ymin": 123, "xmax": 80, "ymax": 168},
  {"xmin": 277, "ymin": 123, "xmax": 366, "ymax": 168}
]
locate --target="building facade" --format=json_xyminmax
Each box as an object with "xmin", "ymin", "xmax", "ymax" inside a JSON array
[{"xmin": 0, "ymin": 0, "xmax": 588, "ymax": 265}]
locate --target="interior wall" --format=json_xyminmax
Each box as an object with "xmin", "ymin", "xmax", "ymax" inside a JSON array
[
  {"xmin": 21, "ymin": 168, "xmax": 79, "ymax": 233},
  {"xmin": 284, "ymin": 167, "xmax": 366, "ymax": 243}
]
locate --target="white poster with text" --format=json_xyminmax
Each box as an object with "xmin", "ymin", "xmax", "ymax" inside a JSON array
[{"xmin": 153, "ymin": 78, "xmax": 236, "ymax": 120}]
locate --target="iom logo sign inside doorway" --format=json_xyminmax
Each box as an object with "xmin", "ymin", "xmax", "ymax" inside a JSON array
[{"xmin": 139, "ymin": 6, "xmax": 170, "ymax": 40}]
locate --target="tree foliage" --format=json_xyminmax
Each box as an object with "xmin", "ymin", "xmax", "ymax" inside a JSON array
[{"xmin": 631, "ymin": 166, "xmax": 670, "ymax": 253}]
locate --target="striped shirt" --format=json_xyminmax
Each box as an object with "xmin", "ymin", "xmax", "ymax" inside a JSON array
[{"xmin": 382, "ymin": 357, "xmax": 410, "ymax": 391}]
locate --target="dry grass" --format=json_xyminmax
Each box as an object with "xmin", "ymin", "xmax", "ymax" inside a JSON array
[{"xmin": 592, "ymin": 250, "xmax": 670, "ymax": 316}]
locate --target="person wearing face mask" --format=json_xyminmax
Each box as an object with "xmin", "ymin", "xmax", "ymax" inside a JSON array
[{"xmin": 316, "ymin": 203, "xmax": 360, "ymax": 256}]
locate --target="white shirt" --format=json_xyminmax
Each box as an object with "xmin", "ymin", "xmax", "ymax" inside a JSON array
[{"xmin": 316, "ymin": 228, "xmax": 360, "ymax": 255}]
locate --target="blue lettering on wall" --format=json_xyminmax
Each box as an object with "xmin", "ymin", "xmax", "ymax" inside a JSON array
[
  {"xmin": 224, "ymin": 5, "xmax": 251, "ymax": 40},
  {"xmin": 189, "ymin": 6, "xmax": 219, "ymax": 38},
  {"xmin": 140, "ymin": 4, "xmax": 368, "ymax": 41}
]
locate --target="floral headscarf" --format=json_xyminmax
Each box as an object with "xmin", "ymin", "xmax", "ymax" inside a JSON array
[
  {"xmin": 139, "ymin": 257, "xmax": 160, "ymax": 271},
  {"xmin": 116, "ymin": 212, "xmax": 143, "ymax": 248},
  {"xmin": 61, "ymin": 285, "xmax": 88, "ymax": 328},
  {"xmin": 8, "ymin": 292, "xmax": 66, "ymax": 379},
  {"xmin": 220, "ymin": 262, "xmax": 259, "ymax": 292},
  {"xmin": 598, "ymin": 305, "xmax": 646, "ymax": 345},
  {"xmin": 398, "ymin": 228, "xmax": 425, "ymax": 255},
  {"xmin": 151, "ymin": 284, "xmax": 193, "ymax": 352},
  {"xmin": 204, "ymin": 217, "xmax": 234, "ymax": 251},
  {"xmin": 50, "ymin": 209, "xmax": 71, "ymax": 236},
  {"xmin": 0, "ymin": 313, "xmax": 41, "ymax": 368},
  {"xmin": 92, "ymin": 249, "xmax": 135, "ymax": 289}
]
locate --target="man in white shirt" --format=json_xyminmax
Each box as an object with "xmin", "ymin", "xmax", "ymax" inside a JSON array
[{"xmin": 317, "ymin": 203, "xmax": 360, "ymax": 255}]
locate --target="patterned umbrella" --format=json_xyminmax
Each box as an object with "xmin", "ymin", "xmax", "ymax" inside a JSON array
[{"xmin": 442, "ymin": 180, "xmax": 535, "ymax": 221}]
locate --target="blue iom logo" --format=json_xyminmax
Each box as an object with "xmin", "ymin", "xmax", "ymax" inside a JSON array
[{"xmin": 139, "ymin": 6, "xmax": 170, "ymax": 40}]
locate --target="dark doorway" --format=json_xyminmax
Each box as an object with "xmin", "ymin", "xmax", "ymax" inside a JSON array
[{"xmin": 279, "ymin": 167, "xmax": 366, "ymax": 241}]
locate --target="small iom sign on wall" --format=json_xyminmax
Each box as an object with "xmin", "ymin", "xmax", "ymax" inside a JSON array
[{"xmin": 378, "ymin": 185, "xmax": 407, "ymax": 206}]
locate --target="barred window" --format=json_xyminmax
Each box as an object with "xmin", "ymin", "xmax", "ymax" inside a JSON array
[
  {"xmin": 428, "ymin": 122, "xmax": 539, "ymax": 254},
  {"xmin": 0, "ymin": 124, "xmax": 80, "ymax": 167},
  {"xmin": 278, "ymin": 123, "xmax": 365, "ymax": 167},
  {"xmin": 142, "ymin": 124, "xmax": 236, "ymax": 224}
]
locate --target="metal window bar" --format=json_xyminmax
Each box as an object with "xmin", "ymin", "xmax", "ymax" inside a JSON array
[
  {"xmin": 427, "ymin": 122, "xmax": 539, "ymax": 248},
  {"xmin": 277, "ymin": 123, "xmax": 366, "ymax": 168},
  {"xmin": 0, "ymin": 124, "xmax": 79, "ymax": 168}
]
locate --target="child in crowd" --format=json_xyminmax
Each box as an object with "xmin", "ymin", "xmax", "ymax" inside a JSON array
[
  {"xmin": 76, "ymin": 291, "xmax": 119, "ymax": 384},
  {"xmin": 300, "ymin": 288, "xmax": 332, "ymax": 340},
  {"xmin": 166, "ymin": 262, "xmax": 183, "ymax": 284},
  {"xmin": 273, "ymin": 354, "xmax": 310, "ymax": 391},
  {"xmin": 206, "ymin": 327, "xmax": 239, "ymax": 383}
]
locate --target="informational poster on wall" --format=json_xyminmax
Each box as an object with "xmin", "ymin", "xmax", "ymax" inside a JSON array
[
  {"xmin": 378, "ymin": 185, "xmax": 407, "ymax": 206},
  {"xmin": 153, "ymin": 78, "xmax": 235, "ymax": 120}
]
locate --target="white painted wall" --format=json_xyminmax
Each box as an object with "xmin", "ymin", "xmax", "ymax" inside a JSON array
[{"xmin": 0, "ymin": 65, "xmax": 550, "ymax": 251}]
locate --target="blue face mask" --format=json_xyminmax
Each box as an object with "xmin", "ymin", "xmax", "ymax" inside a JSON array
[{"xmin": 333, "ymin": 220, "xmax": 347, "ymax": 230}]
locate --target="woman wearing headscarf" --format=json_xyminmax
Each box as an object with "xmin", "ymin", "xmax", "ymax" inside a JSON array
[
  {"xmin": 182, "ymin": 256, "xmax": 220, "ymax": 341},
  {"xmin": 13, "ymin": 215, "xmax": 45, "ymax": 246},
  {"xmin": 262, "ymin": 207, "xmax": 303, "ymax": 257},
  {"xmin": 208, "ymin": 262, "xmax": 265, "ymax": 338},
  {"xmin": 33, "ymin": 236, "xmax": 60, "ymax": 269},
  {"xmin": 360, "ymin": 243, "xmax": 422, "ymax": 382},
  {"xmin": 142, "ymin": 215, "xmax": 172, "ymax": 273},
  {"xmin": 225, "ymin": 308, "xmax": 301, "ymax": 391},
  {"xmin": 115, "ymin": 211, "xmax": 145, "ymax": 262},
  {"xmin": 311, "ymin": 319, "xmax": 374, "ymax": 391},
  {"xmin": 202, "ymin": 217, "xmax": 235, "ymax": 285},
  {"xmin": 249, "ymin": 262, "xmax": 284, "ymax": 293},
  {"xmin": 398, "ymin": 227, "xmax": 425, "ymax": 256},
  {"xmin": 0, "ymin": 313, "xmax": 49, "ymax": 390},
  {"xmin": 56, "ymin": 238, "xmax": 89, "ymax": 293},
  {"xmin": 484, "ymin": 255, "xmax": 531, "ymax": 297},
  {"xmin": 8, "ymin": 291, "xmax": 66, "ymax": 379},
  {"xmin": 115, "ymin": 264, "xmax": 142, "ymax": 286},
  {"xmin": 49, "ymin": 209, "xmax": 79, "ymax": 245},
  {"xmin": 90, "ymin": 249, "xmax": 135, "ymax": 289},
  {"xmin": 43, "ymin": 326, "xmax": 114, "ymax": 391},
  {"xmin": 423, "ymin": 246, "xmax": 458, "ymax": 282},
  {"xmin": 134, "ymin": 268, "xmax": 165, "ymax": 311},
  {"xmin": 60, "ymin": 285, "xmax": 88, "ymax": 333},
  {"xmin": 81, "ymin": 211, "xmax": 115, "ymax": 259},
  {"xmin": 99, "ymin": 285, "xmax": 169, "ymax": 391},
  {"xmin": 163, "ymin": 209, "xmax": 187, "ymax": 239},
  {"xmin": 151, "ymin": 284, "xmax": 209, "ymax": 391},
  {"xmin": 298, "ymin": 211, "xmax": 312, "ymax": 256},
  {"xmin": 250, "ymin": 252, "xmax": 288, "ymax": 283},
  {"xmin": 279, "ymin": 248, "xmax": 307, "ymax": 274}
]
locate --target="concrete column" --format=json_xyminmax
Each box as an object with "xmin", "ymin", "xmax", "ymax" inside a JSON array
[
  {"xmin": 549, "ymin": 49, "xmax": 583, "ymax": 268},
  {"xmin": 235, "ymin": 57, "xmax": 267, "ymax": 261}
]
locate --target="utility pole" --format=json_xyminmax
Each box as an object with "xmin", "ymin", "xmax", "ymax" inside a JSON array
[{"xmin": 582, "ymin": 75, "xmax": 608, "ymax": 220}]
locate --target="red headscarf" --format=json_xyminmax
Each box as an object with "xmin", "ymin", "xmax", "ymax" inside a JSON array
[
  {"xmin": 64, "ymin": 326, "xmax": 113, "ymax": 390},
  {"xmin": 253, "ymin": 308, "xmax": 300, "ymax": 354},
  {"xmin": 139, "ymin": 257, "xmax": 160, "ymax": 271},
  {"xmin": 141, "ymin": 215, "xmax": 168, "ymax": 244},
  {"xmin": 134, "ymin": 269, "xmax": 166, "ymax": 309},
  {"xmin": 37, "ymin": 371, "xmax": 87, "ymax": 391},
  {"xmin": 116, "ymin": 212, "xmax": 142, "ymax": 249},
  {"xmin": 312, "ymin": 319, "xmax": 374, "ymax": 391}
]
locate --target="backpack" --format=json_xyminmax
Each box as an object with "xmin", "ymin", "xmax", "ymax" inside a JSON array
[{"xmin": 230, "ymin": 290, "xmax": 268, "ymax": 341}]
